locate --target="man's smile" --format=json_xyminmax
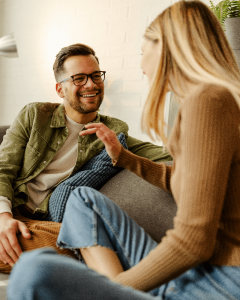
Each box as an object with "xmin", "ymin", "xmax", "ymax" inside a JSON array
[{"xmin": 80, "ymin": 93, "xmax": 98, "ymax": 98}]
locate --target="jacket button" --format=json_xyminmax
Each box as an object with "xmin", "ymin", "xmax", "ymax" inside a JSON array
[{"xmin": 43, "ymin": 161, "xmax": 46, "ymax": 164}]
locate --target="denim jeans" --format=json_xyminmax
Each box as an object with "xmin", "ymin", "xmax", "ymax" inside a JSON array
[{"xmin": 7, "ymin": 187, "xmax": 240, "ymax": 300}]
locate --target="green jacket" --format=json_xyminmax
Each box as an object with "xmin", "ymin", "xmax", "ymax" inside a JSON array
[{"xmin": 0, "ymin": 102, "xmax": 172, "ymax": 214}]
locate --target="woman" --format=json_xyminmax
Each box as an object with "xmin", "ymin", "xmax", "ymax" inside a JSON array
[{"xmin": 7, "ymin": 0, "xmax": 240, "ymax": 299}]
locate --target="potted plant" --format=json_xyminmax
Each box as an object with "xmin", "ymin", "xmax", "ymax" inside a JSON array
[
  {"xmin": 209, "ymin": 0, "xmax": 240, "ymax": 30},
  {"xmin": 210, "ymin": 0, "xmax": 240, "ymax": 66}
]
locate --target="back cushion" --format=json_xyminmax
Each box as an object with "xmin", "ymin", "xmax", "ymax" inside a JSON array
[{"xmin": 100, "ymin": 162, "xmax": 177, "ymax": 243}]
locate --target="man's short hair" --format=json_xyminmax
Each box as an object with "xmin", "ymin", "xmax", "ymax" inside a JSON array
[{"xmin": 53, "ymin": 43, "xmax": 99, "ymax": 82}]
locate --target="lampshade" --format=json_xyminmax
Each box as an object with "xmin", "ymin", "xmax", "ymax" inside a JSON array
[{"xmin": 0, "ymin": 33, "xmax": 18, "ymax": 57}]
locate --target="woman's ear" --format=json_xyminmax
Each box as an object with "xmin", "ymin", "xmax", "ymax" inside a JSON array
[{"xmin": 56, "ymin": 82, "xmax": 65, "ymax": 98}]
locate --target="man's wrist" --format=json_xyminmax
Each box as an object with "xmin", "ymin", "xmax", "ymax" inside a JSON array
[{"xmin": 0, "ymin": 212, "xmax": 13, "ymax": 219}]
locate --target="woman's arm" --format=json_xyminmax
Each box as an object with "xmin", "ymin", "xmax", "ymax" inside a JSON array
[
  {"xmin": 114, "ymin": 86, "xmax": 240, "ymax": 291},
  {"xmin": 80, "ymin": 123, "xmax": 172, "ymax": 192},
  {"xmin": 114, "ymin": 146, "xmax": 172, "ymax": 192},
  {"xmin": 81, "ymin": 86, "xmax": 239, "ymax": 291},
  {"xmin": 126, "ymin": 135, "xmax": 172, "ymax": 163}
]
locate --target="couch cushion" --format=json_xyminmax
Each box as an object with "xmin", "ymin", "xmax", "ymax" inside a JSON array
[{"xmin": 99, "ymin": 161, "xmax": 177, "ymax": 243}]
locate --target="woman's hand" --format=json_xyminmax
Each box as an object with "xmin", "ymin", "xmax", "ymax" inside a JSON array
[{"xmin": 80, "ymin": 123, "xmax": 122, "ymax": 161}]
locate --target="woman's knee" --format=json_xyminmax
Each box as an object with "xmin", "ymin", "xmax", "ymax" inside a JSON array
[
  {"xmin": 65, "ymin": 187, "xmax": 115, "ymax": 227},
  {"xmin": 72, "ymin": 186, "xmax": 99, "ymax": 200},
  {"xmin": 69, "ymin": 186, "xmax": 108, "ymax": 209},
  {"xmin": 64, "ymin": 187, "xmax": 97, "ymax": 215}
]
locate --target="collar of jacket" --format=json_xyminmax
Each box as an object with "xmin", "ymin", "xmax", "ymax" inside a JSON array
[{"xmin": 50, "ymin": 104, "xmax": 101, "ymax": 128}]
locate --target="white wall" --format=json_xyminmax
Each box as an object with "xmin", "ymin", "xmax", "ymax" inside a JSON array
[{"xmin": 0, "ymin": 0, "xmax": 213, "ymax": 144}]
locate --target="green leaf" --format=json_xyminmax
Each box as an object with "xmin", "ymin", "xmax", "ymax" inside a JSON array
[
  {"xmin": 229, "ymin": 0, "xmax": 240, "ymax": 17},
  {"xmin": 209, "ymin": 0, "xmax": 240, "ymax": 30}
]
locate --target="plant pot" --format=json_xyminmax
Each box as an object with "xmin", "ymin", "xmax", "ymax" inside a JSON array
[{"xmin": 225, "ymin": 17, "xmax": 240, "ymax": 67}]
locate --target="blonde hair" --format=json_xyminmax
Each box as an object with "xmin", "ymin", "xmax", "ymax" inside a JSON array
[{"xmin": 142, "ymin": 0, "xmax": 240, "ymax": 144}]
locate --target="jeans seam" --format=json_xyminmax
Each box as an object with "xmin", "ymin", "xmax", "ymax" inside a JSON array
[
  {"xmin": 93, "ymin": 204, "xmax": 133, "ymax": 268},
  {"xmin": 92, "ymin": 211, "xmax": 98, "ymax": 246},
  {"xmin": 204, "ymin": 271, "xmax": 238, "ymax": 300}
]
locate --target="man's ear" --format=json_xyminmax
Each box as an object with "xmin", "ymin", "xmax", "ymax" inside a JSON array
[{"xmin": 56, "ymin": 82, "xmax": 65, "ymax": 98}]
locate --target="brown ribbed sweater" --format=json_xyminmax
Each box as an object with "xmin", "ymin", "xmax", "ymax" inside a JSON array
[{"xmin": 113, "ymin": 84, "xmax": 240, "ymax": 292}]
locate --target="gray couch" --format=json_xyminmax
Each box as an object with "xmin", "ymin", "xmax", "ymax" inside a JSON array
[{"xmin": 0, "ymin": 125, "xmax": 177, "ymax": 299}]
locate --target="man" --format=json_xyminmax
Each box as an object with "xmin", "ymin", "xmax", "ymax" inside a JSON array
[{"xmin": 0, "ymin": 43, "xmax": 172, "ymax": 268}]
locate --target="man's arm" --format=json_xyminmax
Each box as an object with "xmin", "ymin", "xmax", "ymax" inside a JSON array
[
  {"xmin": 0, "ymin": 105, "xmax": 32, "ymax": 201},
  {"xmin": 0, "ymin": 105, "xmax": 32, "ymax": 266},
  {"xmin": 126, "ymin": 136, "xmax": 172, "ymax": 162}
]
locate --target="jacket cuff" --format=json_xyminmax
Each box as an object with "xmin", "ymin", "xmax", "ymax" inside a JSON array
[{"xmin": 0, "ymin": 196, "xmax": 12, "ymax": 215}]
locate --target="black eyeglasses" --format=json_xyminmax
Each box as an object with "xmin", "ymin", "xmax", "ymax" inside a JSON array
[{"xmin": 59, "ymin": 71, "xmax": 106, "ymax": 86}]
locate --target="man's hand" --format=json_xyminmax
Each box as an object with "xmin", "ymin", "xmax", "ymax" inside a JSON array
[
  {"xmin": 0, "ymin": 212, "xmax": 31, "ymax": 266},
  {"xmin": 80, "ymin": 123, "xmax": 122, "ymax": 161}
]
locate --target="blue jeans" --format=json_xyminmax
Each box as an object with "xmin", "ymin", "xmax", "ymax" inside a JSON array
[{"xmin": 7, "ymin": 187, "xmax": 240, "ymax": 300}]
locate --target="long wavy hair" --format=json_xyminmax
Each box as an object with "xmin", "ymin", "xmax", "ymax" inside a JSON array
[{"xmin": 142, "ymin": 0, "xmax": 240, "ymax": 144}]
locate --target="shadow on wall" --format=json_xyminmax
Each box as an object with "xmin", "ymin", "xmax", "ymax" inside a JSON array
[{"xmin": 101, "ymin": 76, "xmax": 145, "ymax": 120}]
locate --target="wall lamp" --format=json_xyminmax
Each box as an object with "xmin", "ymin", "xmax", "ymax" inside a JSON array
[{"xmin": 0, "ymin": 33, "xmax": 18, "ymax": 57}]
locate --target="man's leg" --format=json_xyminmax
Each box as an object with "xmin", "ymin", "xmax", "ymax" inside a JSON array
[{"xmin": 7, "ymin": 248, "xmax": 157, "ymax": 300}]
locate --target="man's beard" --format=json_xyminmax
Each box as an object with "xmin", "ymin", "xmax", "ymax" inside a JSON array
[{"xmin": 67, "ymin": 94, "xmax": 103, "ymax": 114}]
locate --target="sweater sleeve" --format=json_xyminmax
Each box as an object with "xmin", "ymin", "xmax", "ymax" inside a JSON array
[
  {"xmin": 113, "ymin": 86, "xmax": 239, "ymax": 291},
  {"xmin": 113, "ymin": 147, "xmax": 172, "ymax": 192},
  {"xmin": 126, "ymin": 135, "xmax": 173, "ymax": 163}
]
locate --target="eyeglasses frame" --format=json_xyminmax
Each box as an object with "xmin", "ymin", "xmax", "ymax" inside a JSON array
[{"xmin": 59, "ymin": 71, "xmax": 106, "ymax": 86}]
